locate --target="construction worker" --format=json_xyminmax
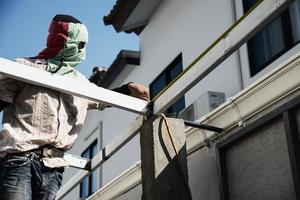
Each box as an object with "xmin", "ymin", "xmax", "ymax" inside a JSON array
[{"xmin": 0, "ymin": 14, "xmax": 149, "ymax": 200}]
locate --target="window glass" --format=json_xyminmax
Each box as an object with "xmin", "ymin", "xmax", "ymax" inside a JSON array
[
  {"xmin": 247, "ymin": 18, "xmax": 286, "ymax": 76},
  {"xmin": 150, "ymin": 54, "xmax": 185, "ymax": 115},
  {"xmin": 91, "ymin": 143, "xmax": 98, "ymax": 193},
  {"xmin": 168, "ymin": 61, "xmax": 185, "ymax": 114},
  {"xmin": 169, "ymin": 61, "xmax": 182, "ymax": 80},
  {"xmin": 80, "ymin": 140, "xmax": 98, "ymax": 199},
  {"xmin": 80, "ymin": 177, "xmax": 89, "ymax": 198},
  {"xmin": 290, "ymin": 1, "xmax": 300, "ymax": 42},
  {"xmin": 243, "ymin": 0, "xmax": 300, "ymax": 76},
  {"xmin": 150, "ymin": 75, "xmax": 167, "ymax": 97}
]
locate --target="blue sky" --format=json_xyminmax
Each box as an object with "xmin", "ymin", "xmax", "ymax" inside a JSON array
[
  {"xmin": 0, "ymin": 0, "xmax": 138, "ymax": 77},
  {"xmin": 0, "ymin": 0, "xmax": 138, "ymax": 126}
]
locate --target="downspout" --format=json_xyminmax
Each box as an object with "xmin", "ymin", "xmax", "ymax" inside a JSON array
[{"xmin": 232, "ymin": 0, "xmax": 245, "ymax": 90}]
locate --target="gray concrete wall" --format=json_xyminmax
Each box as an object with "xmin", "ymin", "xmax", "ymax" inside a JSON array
[{"xmin": 114, "ymin": 94, "xmax": 300, "ymax": 200}]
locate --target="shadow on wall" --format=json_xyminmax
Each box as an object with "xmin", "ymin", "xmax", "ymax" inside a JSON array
[{"xmin": 140, "ymin": 117, "xmax": 191, "ymax": 200}]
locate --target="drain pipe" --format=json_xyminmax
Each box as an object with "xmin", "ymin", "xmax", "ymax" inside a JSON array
[{"xmin": 232, "ymin": 0, "xmax": 245, "ymax": 90}]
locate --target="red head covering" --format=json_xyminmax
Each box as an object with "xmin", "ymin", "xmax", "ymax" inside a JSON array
[{"xmin": 35, "ymin": 20, "xmax": 69, "ymax": 59}]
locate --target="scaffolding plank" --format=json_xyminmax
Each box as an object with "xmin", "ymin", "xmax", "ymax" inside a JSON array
[{"xmin": 0, "ymin": 58, "xmax": 148, "ymax": 115}]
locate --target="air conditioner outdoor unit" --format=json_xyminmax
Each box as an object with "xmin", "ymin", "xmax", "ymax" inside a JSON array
[{"xmin": 178, "ymin": 91, "xmax": 226, "ymax": 121}]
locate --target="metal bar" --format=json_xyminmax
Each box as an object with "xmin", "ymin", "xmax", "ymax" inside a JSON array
[
  {"xmin": 104, "ymin": 116, "xmax": 144, "ymax": 158},
  {"xmin": 0, "ymin": 58, "xmax": 149, "ymax": 115},
  {"xmin": 56, "ymin": 170, "xmax": 91, "ymax": 199},
  {"xmin": 56, "ymin": 151, "xmax": 105, "ymax": 199},
  {"xmin": 63, "ymin": 153, "xmax": 91, "ymax": 170},
  {"xmin": 56, "ymin": 115, "xmax": 144, "ymax": 199},
  {"xmin": 152, "ymin": 0, "xmax": 294, "ymax": 115},
  {"xmin": 184, "ymin": 120, "xmax": 223, "ymax": 133}
]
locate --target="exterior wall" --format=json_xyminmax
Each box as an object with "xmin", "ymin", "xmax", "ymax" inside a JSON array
[
  {"xmin": 114, "ymin": 185, "xmax": 142, "ymax": 200},
  {"xmin": 102, "ymin": 1, "xmax": 243, "ymax": 197},
  {"xmin": 62, "ymin": 111, "xmax": 103, "ymax": 199},
  {"xmin": 89, "ymin": 0, "xmax": 241, "ymax": 196},
  {"xmin": 111, "ymin": 90, "xmax": 300, "ymax": 200},
  {"xmin": 63, "ymin": 0, "xmax": 300, "ymax": 199},
  {"xmin": 234, "ymin": 0, "xmax": 300, "ymax": 88},
  {"xmin": 62, "ymin": 108, "xmax": 141, "ymax": 199},
  {"xmin": 85, "ymin": 52, "xmax": 300, "ymax": 199},
  {"xmin": 138, "ymin": 0, "xmax": 242, "ymax": 106}
]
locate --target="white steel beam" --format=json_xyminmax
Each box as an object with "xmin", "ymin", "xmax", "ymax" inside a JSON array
[
  {"xmin": 0, "ymin": 58, "xmax": 149, "ymax": 115},
  {"xmin": 152, "ymin": 0, "xmax": 294, "ymax": 115},
  {"xmin": 63, "ymin": 153, "xmax": 90, "ymax": 169}
]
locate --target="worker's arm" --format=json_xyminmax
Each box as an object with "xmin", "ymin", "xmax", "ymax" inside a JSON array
[
  {"xmin": 89, "ymin": 68, "xmax": 149, "ymax": 100},
  {"xmin": 112, "ymin": 82, "xmax": 149, "ymax": 101},
  {"xmin": 88, "ymin": 82, "xmax": 149, "ymax": 110},
  {"xmin": 0, "ymin": 100, "xmax": 10, "ymax": 112}
]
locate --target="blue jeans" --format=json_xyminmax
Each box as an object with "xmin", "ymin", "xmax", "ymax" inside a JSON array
[{"xmin": 0, "ymin": 153, "xmax": 63, "ymax": 200}]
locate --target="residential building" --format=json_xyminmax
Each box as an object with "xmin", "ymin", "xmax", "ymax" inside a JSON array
[{"xmin": 62, "ymin": 0, "xmax": 300, "ymax": 199}]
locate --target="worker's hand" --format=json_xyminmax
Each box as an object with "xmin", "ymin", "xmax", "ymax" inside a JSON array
[
  {"xmin": 128, "ymin": 83, "xmax": 150, "ymax": 101},
  {"xmin": 89, "ymin": 67, "xmax": 107, "ymax": 86}
]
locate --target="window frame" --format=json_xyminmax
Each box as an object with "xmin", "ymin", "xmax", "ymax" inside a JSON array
[
  {"xmin": 234, "ymin": 0, "xmax": 300, "ymax": 87},
  {"xmin": 244, "ymin": 1, "xmax": 297, "ymax": 77}
]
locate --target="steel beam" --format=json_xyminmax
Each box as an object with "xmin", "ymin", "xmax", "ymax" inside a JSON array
[
  {"xmin": 0, "ymin": 58, "xmax": 149, "ymax": 115},
  {"xmin": 63, "ymin": 153, "xmax": 91, "ymax": 170}
]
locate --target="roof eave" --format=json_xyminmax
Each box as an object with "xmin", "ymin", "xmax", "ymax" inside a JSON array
[
  {"xmin": 103, "ymin": 0, "xmax": 141, "ymax": 34},
  {"xmin": 100, "ymin": 50, "xmax": 140, "ymax": 88}
]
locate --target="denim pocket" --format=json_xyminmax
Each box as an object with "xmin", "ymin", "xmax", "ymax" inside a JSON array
[
  {"xmin": 55, "ymin": 170, "xmax": 63, "ymax": 187},
  {"xmin": 2, "ymin": 155, "xmax": 30, "ymax": 167}
]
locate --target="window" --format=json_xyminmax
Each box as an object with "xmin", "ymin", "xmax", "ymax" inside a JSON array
[
  {"xmin": 150, "ymin": 54, "xmax": 185, "ymax": 115},
  {"xmin": 80, "ymin": 140, "xmax": 98, "ymax": 199},
  {"xmin": 244, "ymin": 0, "xmax": 300, "ymax": 76}
]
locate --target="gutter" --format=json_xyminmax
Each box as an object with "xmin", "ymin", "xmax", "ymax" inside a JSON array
[
  {"xmin": 186, "ymin": 51, "xmax": 300, "ymax": 153},
  {"xmin": 87, "ymin": 162, "xmax": 141, "ymax": 200}
]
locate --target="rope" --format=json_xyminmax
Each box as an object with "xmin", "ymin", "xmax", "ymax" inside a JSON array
[{"xmin": 160, "ymin": 114, "xmax": 193, "ymax": 200}]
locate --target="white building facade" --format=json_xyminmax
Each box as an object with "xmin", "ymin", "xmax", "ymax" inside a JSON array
[{"xmin": 62, "ymin": 0, "xmax": 300, "ymax": 199}]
